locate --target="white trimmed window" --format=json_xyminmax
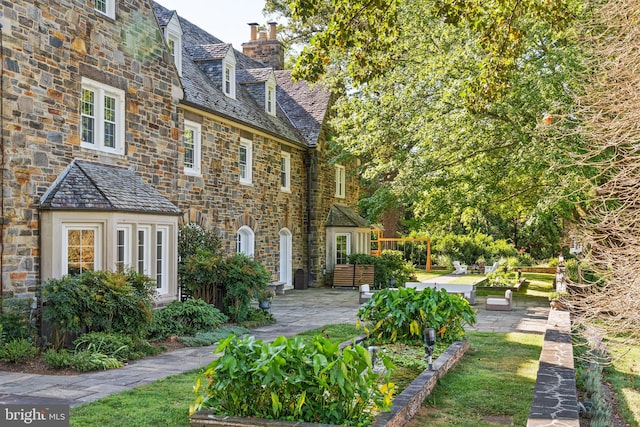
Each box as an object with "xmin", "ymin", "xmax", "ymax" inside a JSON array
[
  {"xmin": 335, "ymin": 233, "xmax": 351, "ymax": 265},
  {"xmin": 116, "ymin": 225, "xmax": 132, "ymax": 272},
  {"xmin": 335, "ymin": 164, "xmax": 346, "ymax": 198},
  {"xmin": 236, "ymin": 226, "xmax": 255, "ymax": 257},
  {"xmin": 137, "ymin": 226, "xmax": 151, "ymax": 277},
  {"xmin": 94, "ymin": 0, "xmax": 115, "ymax": 19},
  {"xmin": 223, "ymin": 64, "xmax": 236, "ymax": 98},
  {"xmin": 239, "ymin": 138, "xmax": 253, "ymax": 185},
  {"xmin": 183, "ymin": 120, "xmax": 201, "ymax": 175},
  {"xmin": 63, "ymin": 224, "xmax": 102, "ymax": 276},
  {"xmin": 156, "ymin": 227, "xmax": 169, "ymax": 294},
  {"xmin": 280, "ymin": 151, "xmax": 291, "ymax": 192},
  {"xmin": 164, "ymin": 15, "xmax": 183, "ymax": 76},
  {"xmin": 266, "ymin": 84, "xmax": 276, "ymax": 116},
  {"xmin": 81, "ymin": 78, "xmax": 125, "ymax": 155}
]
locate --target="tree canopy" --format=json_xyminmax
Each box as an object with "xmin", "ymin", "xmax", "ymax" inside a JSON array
[{"xmin": 267, "ymin": 0, "xmax": 588, "ymax": 258}]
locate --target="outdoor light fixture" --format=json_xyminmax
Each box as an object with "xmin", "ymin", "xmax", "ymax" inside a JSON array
[{"xmin": 424, "ymin": 327, "xmax": 436, "ymax": 370}]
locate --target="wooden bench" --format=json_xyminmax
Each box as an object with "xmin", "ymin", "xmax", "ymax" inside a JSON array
[{"xmin": 332, "ymin": 264, "xmax": 375, "ymax": 289}]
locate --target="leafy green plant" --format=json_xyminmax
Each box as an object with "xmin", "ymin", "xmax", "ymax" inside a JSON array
[
  {"xmin": 0, "ymin": 297, "xmax": 36, "ymax": 341},
  {"xmin": 71, "ymin": 346, "xmax": 122, "ymax": 372},
  {"xmin": 180, "ymin": 249, "xmax": 225, "ymax": 305},
  {"xmin": 72, "ymin": 332, "xmax": 160, "ymax": 362},
  {"xmin": 148, "ymin": 299, "xmax": 228, "ymax": 340},
  {"xmin": 238, "ymin": 307, "xmax": 275, "ymax": 329},
  {"xmin": 221, "ymin": 254, "xmax": 271, "ymax": 322},
  {"xmin": 178, "ymin": 326, "xmax": 249, "ymax": 347},
  {"xmin": 178, "ymin": 221, "xmax": 224, "ymax": 301},
  {"xmin": 357, "ymin": 287, "xmax": 476, "ymax": 344},
  {"xmin": 43, "ymin": 348, "xmax": 74, "ymax": 369},
  {"xmin": 349, "ymin": 250, "xmax": 414, "ymax": 289},
  {"xmin": 42, "ymin": 270, "xmax": 156, "ymax": 347},
  {"xmin": 432, "ymin": 232, "xmax": 518, "ymax": 266},
  {"xmin": 486, "ymin": 270, "xmax": 520, "ymax": 287},
  {"xmin": 0, "ymin": 338, "xmax": 38, "ymax": 363},
  {"xmin": 192, "ymin": 334, "xmax": 395, "ymax": 425}
]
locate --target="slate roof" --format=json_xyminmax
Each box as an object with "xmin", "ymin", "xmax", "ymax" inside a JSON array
[
  {"xmin": 186, "ymin": 43, "xmax": 231, "ymax": 61},
  {"xmin": 152, "ymin": 1, "xmax": 330, "ymax": 149},
  {"xmin": 237, "ymin": 68, "xmax": 273, "ymax": 84},
  {"xmin": 325, "ymin": 205, "xmax": 369, "ymax": 228},
  {"xmin": 40, "ymin": 161, "xmax": 181, "ymax": 215}
]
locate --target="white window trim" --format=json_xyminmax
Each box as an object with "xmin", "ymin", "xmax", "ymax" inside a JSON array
[
  {"xmin": 81, "ymin": 77, "xmax": 125, "ymax": 155},
  {"xmin": 137, "ymin": 225, "xmax": 151, "ymax": 277},
  {"xmin": 335, "ymin": 233, "xmax": 351, "ymax": 265},
  {"xmin": 165, "ymin": 15, "xmax": 183, "ymax": 76},
  {"xmin": 156, "ymin": 226, "xmax": 169, "ymax": 295},
  {"xmin": 183, "ymin": 120, "xmax": 202, "ymax": 176},
  {"xmin": 236, "ymin": 225, "xmax": 255, "ymax": 257},
  {"xmin": 239, "ymin": 138, "xmax": 253, "ymax": 185},
  {"xmin": 94, "ymin": 0, "xmax": 116, "ymax": 19},
  {"xmin": 280, "ymin": 151, "xmax": 291, "ymax": 192},
  {"xmin": 266, "ymin": 82, "xmax": 276, "ymax": 116},
  {"xmin": 335, "ymin": 164, "xmax": 346, "ymax": 198},
  {"xmin": 223, "ymin": 50, "xmax": 237, "ymax": 99},
  {"xmin": 116, "ymin": 225, "xmax": 132, "ymax": 272},
  {"xmin": 62, "ymin": 224, "xmax": 102, "ymax": 276}
]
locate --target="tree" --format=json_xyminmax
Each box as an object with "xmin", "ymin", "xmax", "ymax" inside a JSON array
[
  {"xmin": 569, "ymin": 0, "xmax": 640, "ymax": 341},
  {"xmin": 272, "ymin": 0, "xmax": 587, "ymax": 256}
]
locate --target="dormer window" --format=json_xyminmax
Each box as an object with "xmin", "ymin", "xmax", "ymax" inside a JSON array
[
  {"xmin": 222, "ymin": 48, "xmax": 237, "ymax": 99},
  {"xmin": 266, "ymin": 74, "xmax": 277, "ymax": 116},
  {"xmin": 94, "ymin": 0, "xmax": 115, "ymax": 19},
  {"xmin": 164, "ymin": 13, "xmax": 183, "ymax": 76}
]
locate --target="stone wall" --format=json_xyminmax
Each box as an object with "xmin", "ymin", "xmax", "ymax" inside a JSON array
[{"xmin": 0, "ymin": 0, "xmax": 181, "ymax": 296}]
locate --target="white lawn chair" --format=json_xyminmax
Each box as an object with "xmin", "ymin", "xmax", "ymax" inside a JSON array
[
  {"xmin": 452, "ymin": 261, "xmax": 468, "ymax": 275},
  {"xmin": 484, "ymin": 262, "xmax": 499, "ymax": 274}
]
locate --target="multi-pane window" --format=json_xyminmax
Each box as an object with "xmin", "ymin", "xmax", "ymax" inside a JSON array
[
  {"xmin": 64, "ymin": 226, "xmax": 100, "ymax": 276},
  {"xmin": 116, "ymin": 226, "xmax": 131, "ymax": 273},
  {"xmin": 156, "ymin": 228, "xmax": 168, "ymax": 293},
  {"xmin": 183, "ymin": 120, "xmax": 201, "ymax": 175},
  {"xmin": 335, "ymin": 234, "xmax": 350, "ymax": 265},
  {"xmin": 137, "ymin": 227, "xmax": 150, "ymax": 276},
  {"xmin": 335, "ymin": 165, "xmax": 346, "ymax": 198},
  {"xmin": 239, "ymin": 139, "xmax": 253, "ymax": 184},
  {"xmin": 236, "ymin": 226, "xmax": 255, "ymax": 257},
  {"xmin": 280, "ymin": 152, "xmax": 291, "ymax": 192},
  {"xmin": 81, "ymin": 78, "xmax": 124, "ymax": 155},
  {"xmin": 94, "ymin": 0, "xmax": 115, "ymax": 19},
  {"xmin": 267, "ymin": 85, "xmax": 275, "ymax": 115}
]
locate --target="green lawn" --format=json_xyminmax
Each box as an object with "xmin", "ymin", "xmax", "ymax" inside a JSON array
[
  {"xmin": 605, "ymin": 340, "xmax": 640, "ymax": 425},
  {"xmin": 406, "ymin": 332, "xmax": 543, "ymax": 427}
]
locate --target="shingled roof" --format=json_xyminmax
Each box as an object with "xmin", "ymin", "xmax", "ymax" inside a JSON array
[
  {"xmin": 40, "ymin": 161, "xmax": 181, "ymax": 215},
  {"xmin": 325, "ymin": 205, "xmax": 369, "ymax": 228},
  {"xmin": 152, "ymin": 1, "xmax": 330, "ymax": 149}
]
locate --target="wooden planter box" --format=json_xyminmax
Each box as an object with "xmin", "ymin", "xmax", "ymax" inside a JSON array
[{"xmin": 477, "ymin": 278, "xmax": 526, "ymax": 292}]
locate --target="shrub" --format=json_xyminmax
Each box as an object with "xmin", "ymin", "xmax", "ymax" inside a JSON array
[
  {"xmin": 238, "ymin": 307, "xmax": 276, "ymax": 329},
  {"xmin": 178, "ymin": 326, "xmax": 249, "ymax": 347},
  {"xmin": 71, "ymin": 347, "xmax": 122, "ymax": 372},
  {"xmin": 357, "ymin": 287, "xmax": 476, "ymax": 344},
  {"xmin": 191, "ymin": 334, "xmax": 394, "ymax": 425},
  {"xmin": 42, "ymin": 270, "xmax": 156, "ymax": 347},
  {"xmin": 0, "ymin": 338, "xmax": 38, "ymax": 363},
  {"xmin": 178, "ymin": 221, "xmax": 224, "ymax": 300},
  {"xmin": 485, "ymin": 271, "xmax": 520, "ymax": 287},
  {"xmin": 432, "ymin": 232, "xmax": 518, "ymax": 265},
  {"xmin": 349, "ymin": 250, "xmax": 414, "ymax": 289},
  {"xmin": 222, "ymin": 254, "xmax": 271, "ymax": 322},
  {"xmin": 0, "ymin": 298, "xmax": 36, "ymax": 341},
  {"xmin": 180, "ymin": 249, "xmax": 225, "ymax": 305},
  {"xmin": 148, "ymin": 299, "xmax": 229, "ymax": 340},
  {"xmin": 72, "ymin": 332, "xmax": 160, "ymax": 362},
  {"xmin": 43, "ymin": 348, "xmax": 74, "ymax": 369}
]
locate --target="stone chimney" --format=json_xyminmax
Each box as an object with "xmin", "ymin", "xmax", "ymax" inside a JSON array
[{"xmin": 242, "ymin": 22, "xmax": 284, "ymax": 70}]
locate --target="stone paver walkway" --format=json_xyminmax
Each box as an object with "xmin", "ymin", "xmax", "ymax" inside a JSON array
[{"xmin": 0, "ymin": 283, "xmax": 549, "ymax": 408}]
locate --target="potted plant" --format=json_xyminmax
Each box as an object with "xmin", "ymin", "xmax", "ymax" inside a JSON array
[{"xmin": 257, "ymin": 288, "xmax": 275, "ymax": 310}]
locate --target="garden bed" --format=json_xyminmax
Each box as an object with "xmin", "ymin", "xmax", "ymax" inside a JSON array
[
  {"xmin": 189, "ymin": 340, "xmax": 469, "ymax": 427},
  {"xmin": 477, "ymin": 278, "xmax": 527, "ymax": 292}
]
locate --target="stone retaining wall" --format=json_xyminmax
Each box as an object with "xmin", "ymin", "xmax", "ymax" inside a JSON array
[{"xmin": 527, "ymin": 309, "xmax": 579, "ymax": 426}]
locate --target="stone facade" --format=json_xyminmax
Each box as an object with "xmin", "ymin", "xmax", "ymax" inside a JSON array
[{"xmin": 0, "ymin": 0, "xmax": 366, "ymax": 301}]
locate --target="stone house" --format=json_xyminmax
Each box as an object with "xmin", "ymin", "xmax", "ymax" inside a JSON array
[{"xmin": 0, "ymin": 0, "xmax": 370, "ymax": 307}]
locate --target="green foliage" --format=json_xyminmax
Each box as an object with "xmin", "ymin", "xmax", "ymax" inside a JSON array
[
  {"xmin": 432, "ymin": 232, "xmax": 517, "ymax": 266},
  {"xmin": 357, "ymin": 287, "xmax": 476, "ymax": 344},
  {"xmin": 178, "ymin": 326, "xmax": 249, "ymax": 347},
  {"xmin": 71, "ymin": 347, "xmax": 123, "ymax": 372},
  {"xmin": 178, "ymin": 222, "xmax": 224, "ymax": 300},
  {"xmin": 348, "ymin": 250, "xmax": 414, "ymax": 289},
  {"xmin": 180, "ymin": 249, "xmax": 225, "ymax": 305},
  {"xmin": 0, "ymin": 298, "xmax": 36, "ymax": 341},
  {"xmin": 192, "ymin": 334, "xmax": 395, "ymax": 425},
  {"xmin": 221, "ymin": 254, "xmax": 271, "ymax": 322},
  {"xmin": 486, "ymin": 271, "xmax": 520, "ymax": 287},
  {"xmin": 42, "ymin": 270, "xmax": 156, "ymax": 345},
  {"xmin": 237, "ymin": 307, "xmax": 276, "ymax": 329},
  {"xmin": 0, "ymin": 338, "xmax": 37, "ymax": 363},
  {"xmin": 43, "ymin": 348, "xmax": 73, "ymax": 369},
  {"xmin": 73, "ymin": 332, "xmax": 159, "ymax": 362},
  {"xmin": 147, "ymin": 299, "xmax": 228, "ymax": 340}
]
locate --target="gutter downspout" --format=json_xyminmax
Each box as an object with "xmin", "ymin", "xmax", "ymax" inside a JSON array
[
  {"xmin": 304, "ymin": 151, "xmax": 313, "ymax": 288},
  {"xmin": 0, "ymin": 23, "xmax": 5, "ymax": 313}
]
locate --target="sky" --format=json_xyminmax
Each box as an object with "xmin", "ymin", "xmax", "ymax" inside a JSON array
[{"xmin": 155, "ymin": 0, "xmax": 272, "ymax": 50}]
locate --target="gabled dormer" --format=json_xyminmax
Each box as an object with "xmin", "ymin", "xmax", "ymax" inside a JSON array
[
  {"xmin": 186, "ymin": 43, "xmax": 236, "ymax": 99},
  {"xmin": 165, "ymin": 13, "xmax": 183, "ymax": 76},
  {"xmin": 238, "ymin": 68, "xmax": 277, "ymax": 116}
]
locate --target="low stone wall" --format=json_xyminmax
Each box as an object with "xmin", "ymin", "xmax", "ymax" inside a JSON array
[
  {"xmin": 190, "ymin": 340, "xmax": 469, "ymax": 427},
  {"xmin": 527, "ymin": 309, "xmax": 579, "ymax": 427}
]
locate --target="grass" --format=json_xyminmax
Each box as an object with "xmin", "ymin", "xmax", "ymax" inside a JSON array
[
  {"xmin": 605, "ymin": 340, "xmax": 640, "ymax": 425},
  {"xmin": 406, "ymin": 332, "xmax": 543, "ymax": 427}
]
